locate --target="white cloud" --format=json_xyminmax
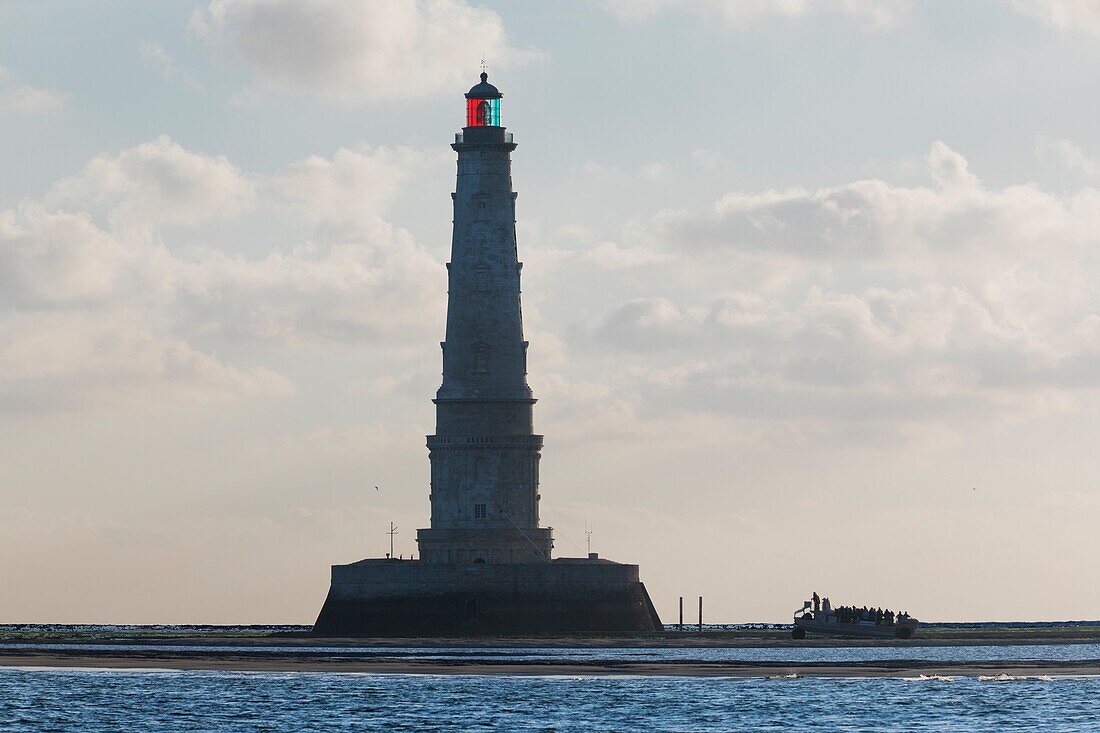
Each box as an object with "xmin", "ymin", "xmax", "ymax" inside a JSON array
[
  {"xmin": 639, "ymin": 161, "xmax": 674, "ymax": 182},
  {"xmin": 601, "ymin": 0, "xmax": 913, "ymax": 31},
  {"xmin": 1011, "ymin": 0, "xmax": 1100, "ymax": 36},
  {"xmin": 6, "ymin": 130, "xmax": 1100, "ymax": 453},
  {"xmin": 573, "ymin": 158, "xmax": 679, "ymax": 185},
  {"xmin": 189, "ymin": 0, "xmax": 538, "ymax": 102},
  {"xmin": 139, "ymin": 41, "xmax": 206, "ymax": 92},
  {"xmin": 0, "ymin": 311, "xmax": 294, "ymax": 413},
  {"xmin": 0, "ymin": 66, "xmax": 70, "ymax": 113},
  {"xmin": 653, "ymin": 141, "xmax": 1085, "ymax": 265},
  {"xmin": 0, "ymin": 193, "xmax": 294, "ymax": 412},
  {"xmin": 46, "ymin": 135, "xmax": 256, "ymax": 238},
  {"xmin": 581, "ymin": 240, "xmax": 671, "ymax": 270},
  {"xmin": 0, "ymin": 206, "xmax": 132, "ymax": 307},
  {"xmin": 603, "ymin": 1, "xmax": 1100, "ymax": 39},
  {"xmin": 0, "ymin": 137, "xmax": 449, "ymax": 413},
  {"xmin": 1036, "ymin": 136, "xmax": 1099, "ymax": 177},
  {"xmin": 927, "ymin": 139, "xmax": 979, "ymax": 189},
  {"xmin": 690, "ymin": 148, "xmax": 724, "ymax": 170},
  {"xmin": 593, "ymin": 296, "xmax": 695, "ymax": 351},
  {"xmin": 275, "ymin": 145, "xmax": 449, "ymax": 224},
  {"xmin": 169, "ymin": 223, "xmax": 442, "ymax": 348},
  {"xmin": 549, "ymin": 142, "xmax": 1100, "ymax": 443}
]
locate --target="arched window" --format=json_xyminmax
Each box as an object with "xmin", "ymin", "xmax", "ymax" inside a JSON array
[{"xmin": 473, "ymin": 341, "xmax": 490, "ymax": 373}]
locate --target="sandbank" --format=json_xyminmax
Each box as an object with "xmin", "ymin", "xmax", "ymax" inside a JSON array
[{"xmin": 1, "ymin": 648, "xmax": 1096, "ymax": 678}]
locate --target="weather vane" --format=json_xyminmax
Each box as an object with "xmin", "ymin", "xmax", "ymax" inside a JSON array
[{"xmin": 480, "ymin": 56, "xmax": 487, "ymax": 74}]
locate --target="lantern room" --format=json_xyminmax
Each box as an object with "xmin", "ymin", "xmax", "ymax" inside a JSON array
[{"xmin": 465, "ymin": 72, "xmax": 502, "ymax": 127}]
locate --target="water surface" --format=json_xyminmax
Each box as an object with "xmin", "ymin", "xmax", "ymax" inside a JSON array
[
  {"xmin": 2, "ymin": 668, "xmax": 1098, "ymax": 732},
  {"xmin": 5, "ymin": 641, "xmax": 1100, "ymax": 664}
]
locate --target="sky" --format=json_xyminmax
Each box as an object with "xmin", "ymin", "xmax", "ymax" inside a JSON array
[{"xmin": 2, "ymin": 0, "xmax": 1100, "ymax": 624}]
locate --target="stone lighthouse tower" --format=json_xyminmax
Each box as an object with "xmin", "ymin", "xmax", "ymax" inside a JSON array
[
  {"xmin": 416, "ymin": 73, "xmax": 552, "ymax": 565},
  {"xmin": 312, "ymin": 74, "xmax": 661, "ymax": 636}
]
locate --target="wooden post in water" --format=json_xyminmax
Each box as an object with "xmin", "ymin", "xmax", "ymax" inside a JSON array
[
  {"xmin": 678, "ymin": 596, "xmax": 683, "ymax": 631},
  {"xmin": 698, "ymin": 596, "xmax": 703, "ymax": 631}
]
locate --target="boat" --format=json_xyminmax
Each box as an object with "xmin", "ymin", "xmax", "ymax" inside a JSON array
[{"xmin": 791, "ymin": 597, "xmax": 918, "ymax": 639}]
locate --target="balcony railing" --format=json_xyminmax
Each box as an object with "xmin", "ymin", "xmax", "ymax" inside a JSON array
[
  {"xmin": 454, "ymin": 131, "xmax": 513, "ymax": 144},
  {"xmin": 427, "ymin": 434, "xmax": 543, "ymax": 447}
]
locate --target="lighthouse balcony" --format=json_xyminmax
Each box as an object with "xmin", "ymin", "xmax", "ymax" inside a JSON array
[
  {"xmin": 427, "ymin": 434, "xmax": 543, "ymax": 449},
  {"xmin": 455, "ymin": 130, "xmax": 513, "ymax": 145}
]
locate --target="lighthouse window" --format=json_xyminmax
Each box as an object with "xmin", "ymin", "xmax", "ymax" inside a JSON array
[
  {"xmin": 474, "ymin": 503, "xmax": 487, "ymax": 519},
  {"xmin": 466, "ymin": 97, "xmax": 501, "ymax": 127},
  {"xmin": 473, "ymin": 342, "xmax": 490, "ymax": 373}
]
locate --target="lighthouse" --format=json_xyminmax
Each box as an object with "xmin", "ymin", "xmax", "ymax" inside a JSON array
[
  {"xmin": 312, "ymin": 74, "xmax": 661, "ymax": 636},
  {"xmin": 417, "ymin": 72, "xmax": 552, "ymax": 566}
]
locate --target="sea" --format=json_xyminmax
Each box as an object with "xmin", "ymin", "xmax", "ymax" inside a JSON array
[
  {"xmin": 2, "ymin": 625, "xmax": 1099, "ymax": 731},
  {"xmin": 3, "ymin": 667, "xmax": 1099, "ymax": 731}
]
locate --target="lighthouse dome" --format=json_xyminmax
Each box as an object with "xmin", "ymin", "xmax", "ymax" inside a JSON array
[{"xmin": 465, "ymin": 72, "xmax": 502, "ymax": 99}]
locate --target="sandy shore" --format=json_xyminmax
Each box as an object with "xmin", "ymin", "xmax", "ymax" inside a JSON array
[
  {"xmin": 8, "ymin": 633, "xmax": 1100, "ymax": 648},
  {"xmin": 1, "ymin": 649, "xmax": 1097, "ymax": 678},
  {"xmin": 3, "ymin": 627, "xmax": 1098, "ymax": 677}
]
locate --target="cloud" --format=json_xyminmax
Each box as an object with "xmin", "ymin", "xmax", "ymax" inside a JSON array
[
  {"xmin": 169, "ymin": 223, "xmax": 442, "ymax": 348},
  {"xmin": 0, "ymin": 206, "xmax": 133, "ymax": 308},
  {"xmin": 189, "ymin": 0, "xmax": 538, "ymax": 102},
  {"xmin": 551, "ymin": 141, "xmax": 1100, "ymax": 444},
  {"xmin": 690, "ymin": 148, "xmax": 724, "ymax": 170},
  {"xmin": 7, "ymin": 131, "xmax": 1100, "ymax": 450},
  {"xmin": 0, "ymin": 198, "xmax": 294, "ymax": 412},
  {"xmin": 1036, "ymin": 136, "xmax": 1099, "ymax": 177},
  {"xmin": 580, "ymin": 240, "xmax": 671, "ymax": 270},
  {"xmin": 1011, "ymin": 0, "xmax": 1100, "ymax": 37},
  {"xmin": 0, "ymin": 66, "xmax": 70, "ymax": 113},
  {"xmin": 275, "ymin": 145, "xmax": 450, "ymax": 224},
  {"xmin": 652, "ymin": 141, "xmax": 1081, "ymax": 265},
  {"xmin": 592, "ymin": 297, "xmax": 697, "ymax": 351},
  {"xmin": 46, "ymin": 135, "xmax": 256, "ymax": 238},
  {"xmin": 139, "ymin": 41, "xmax": 206, "ymax": 92},
  {"xmin": 600, "ymin": 0, "xmax": 913, "ymax": 31},
  {"xmin": 0, "ymin": 137, "xmax": 448, "ymax": 413},
  {"xmin": 573, "ymin": 158, "xmax": 680, "ymax": 186},
  {"xmin": 599, "ymin": 2, "xmax": 1100, "ymax": 39},
  {"xmin": 0, "ymin": 311, "xmax": 294, "ymax": 413}
]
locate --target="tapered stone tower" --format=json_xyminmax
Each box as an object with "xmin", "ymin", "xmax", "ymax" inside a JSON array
[
  {"xmin": 312, "ymin": 74, "xmax": 661, "ymax": 636},
  {"xmin": 417, "ymin": 73, "xmax": 552, "ymax": 566}
]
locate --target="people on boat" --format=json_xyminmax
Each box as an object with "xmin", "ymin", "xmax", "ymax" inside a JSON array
[{"xmin": 806, "ymin": 595, "xmax": 910, "ymax": 626}]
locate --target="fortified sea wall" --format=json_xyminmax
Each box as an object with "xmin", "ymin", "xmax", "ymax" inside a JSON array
[{"xmin": 313, "ymin": 558, "xmax": 662, "ymax": 636}]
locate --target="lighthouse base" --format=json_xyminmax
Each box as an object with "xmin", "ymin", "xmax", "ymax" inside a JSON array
[{"xmin": 312, "ymin": 557, "xmax": 662, "ymax": 636}]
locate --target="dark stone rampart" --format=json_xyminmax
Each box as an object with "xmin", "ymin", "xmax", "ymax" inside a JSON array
[{"xmin": 312, "ymin": 559, "xmax": 662, "ymax": 636}]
